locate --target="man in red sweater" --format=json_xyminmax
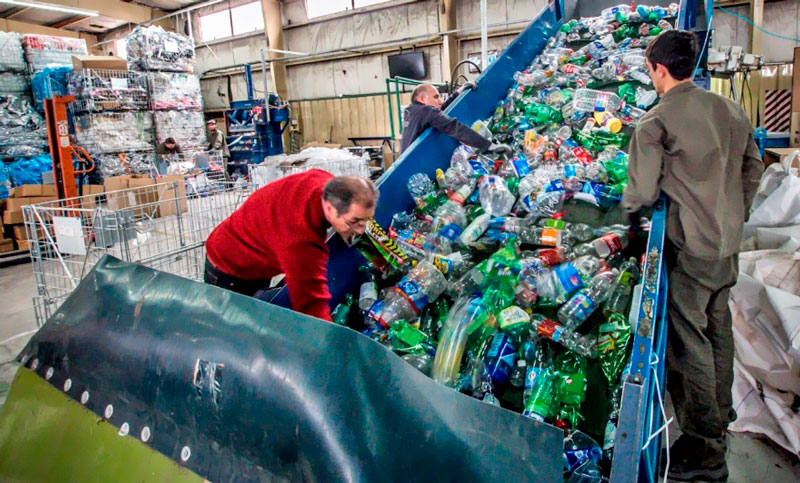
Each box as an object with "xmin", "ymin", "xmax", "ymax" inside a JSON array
[{"xmin": 204, "ymin": 169, "xmax": 378, "ymax": 321}]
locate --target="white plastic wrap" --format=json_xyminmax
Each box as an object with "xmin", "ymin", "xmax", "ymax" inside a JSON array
[
  {"xmin": 147, "ymin": 72, "xmax": 202, "ymax": 110},
  {"xmin": 154, "ymin": 110, "xmax": 207, "ymax": 150},
  {"xmin": 74, "ymin": 111, "xmax": 155, "ymax": 154},
  {"xmin": 0, "ymin": 32, "xmax": 26, "ymax": 72},
  {"xmin": 127, "ymin": 25, "xmax": 195, "ymax": 73},
  {"xmin": 250, "ymin": 147, "xmax": 371, "ymax": 187}
]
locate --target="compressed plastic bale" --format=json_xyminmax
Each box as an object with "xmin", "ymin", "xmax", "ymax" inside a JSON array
[
  {"xmin": 127, "ymin": 25, "xmax": 195, "ymax": 73},
  {"xmin": 147, "ymin": 72, "xmax": 202, "ymax": 110}
]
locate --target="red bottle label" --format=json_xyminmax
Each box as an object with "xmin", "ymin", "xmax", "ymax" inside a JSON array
[{"xmin": 601, "ymin": 233, "xmax": 623, "ymax": 254}]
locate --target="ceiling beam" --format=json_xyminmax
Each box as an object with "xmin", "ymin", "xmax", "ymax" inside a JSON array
[
  {"xmin": 4, "ymin": 6, "xmax": 32, "ymax": 18},
  {"xmin": 48, "ymin": 15, "xmax": 90, "ymax": 29}
]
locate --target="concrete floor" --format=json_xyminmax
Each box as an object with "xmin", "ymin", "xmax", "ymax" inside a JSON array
[{"xmin": 0, "ymin": 260, "xmax": 798, "ymax": 481}]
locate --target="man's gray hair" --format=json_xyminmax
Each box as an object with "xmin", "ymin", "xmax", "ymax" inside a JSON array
[{"xmin": 323, "ymin": 176, "xmax": 379, "ymax": 215}]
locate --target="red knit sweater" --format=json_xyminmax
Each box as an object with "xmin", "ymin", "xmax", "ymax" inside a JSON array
[{"xmin": 206, "ymin": 169, "xmax": 334, "ymax": 321}]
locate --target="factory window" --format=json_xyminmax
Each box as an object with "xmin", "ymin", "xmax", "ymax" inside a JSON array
[
  {"xmin": 200, "ymin": 10, "xmax": 233, "ymax": 42},
  {"xmin": 231, "ymin": 2, "xmax": 264, "ymax": 35},
  {"xmin": 305, "ymin": 0, "xmax": 392, "ymax": 19}
]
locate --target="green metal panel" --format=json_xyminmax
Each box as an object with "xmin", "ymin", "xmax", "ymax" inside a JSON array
[{"xmin": 0, "ymin": 367, "xmax": 203, "ymax": 483}]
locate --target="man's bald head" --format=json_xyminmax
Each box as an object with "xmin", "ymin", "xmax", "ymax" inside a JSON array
[{"xmin": 412, "ymin": 84, "xmax": 443, "ymax": 108}]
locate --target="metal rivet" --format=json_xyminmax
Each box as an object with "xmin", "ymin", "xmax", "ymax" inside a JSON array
[
  {"xmin": 30, "ymin": 358, "xmax": 39, "ymax": 370},
  {"xmin": 140, "ymin": 426, "xmax": 151, "ymax": 442},
  {"xmin": 118, "ymin": 422, "xmax": 129, "ymax": 436},
  {"xmin": 45, "ymin": 367, "xmax": 54, "ymax": 380},
  {"xmin": 104, "ymin": 404, "xmax": 114, "ymax": 419},
  {"xmin": 180, "ymin": 446, "xmax": 191, "ymax": 462},
  {"xmin": 63, "ymin": 379, "xmax": 72, "ymax": 392},
  {"xmin": 80, "ymin": 391, "xmax": 89, "ymax": 404}
]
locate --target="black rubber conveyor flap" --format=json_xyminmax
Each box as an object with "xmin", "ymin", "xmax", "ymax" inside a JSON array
[{"xmin": 16, "ymin": 255, "xmax": 562, "ymax": 482}]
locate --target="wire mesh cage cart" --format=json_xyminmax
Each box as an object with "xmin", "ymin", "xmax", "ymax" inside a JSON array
[
  {"xmin": 68, "ymin": 69, "xmax": 149, "ymax": 113},
  {"xmin": 23, "ymin": 180, "xmax": 252, "ymax": 326}
]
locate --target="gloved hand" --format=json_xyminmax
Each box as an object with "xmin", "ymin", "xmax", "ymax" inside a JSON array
[
  {"xmin": 627, "ymin": 211, "xmax": 643, "ymax": 235},
  {"xmin": 459, "ymin": 80, "xmax": 478, "ymax": 92},
  {"xmin": 488, "ymin": 143, "xmax": 513, "ymax": 156}
]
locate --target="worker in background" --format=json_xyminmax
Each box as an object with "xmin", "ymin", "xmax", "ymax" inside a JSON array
[
  {"xmin": 204, "ymin": 170, "xmax": 378, "ymax": 322},
  {"xmin": 622, "ymin": 31, "xmax": 763, "ymax": 482},
  {"xmin": 206, "ymin": 119, "xmax": 230, "ymax": 174},
  {"xmin": 400, "ymin": 83, "xmax": 511, "ymax": 156},
  {"xmin": 155, "ymin": 137, "xmax": 182, "ymax": 155}
]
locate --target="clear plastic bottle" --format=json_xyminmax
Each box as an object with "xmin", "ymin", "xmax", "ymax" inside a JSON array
[
  {"xmin": 531, "ymin": 314, "xmax": 595, "ymax": 358},
  {"xmin": 519, "ymin": 226, "xmax": 577, "ymax": 247},
  {"xmin": 537, "ymin": 255, "xmax": 603, "ymax": 304},
  {"xmin": 600, "ymin": 5, "xmax": 631, "ymax": 21},
  {"xmin": 558, "ymin": 269, "xmax": 619, "ymax": 330},
  {"xmin": 407, "ymin": 173, "xmax": 435, "ymax": 210},
  {"xmin": 401, "ymin": 350, "xmax": 434, "ymax": 375},
  {"xmin": 358, "ymin": 267, "xmax": 378, "ymax": 311},
  {"xmin": 432, "ymin": 184, "xmax": 472, "ymax": 242},
  {"xmin": 479, "ymin": 175, "xmax": 516, "ymax": 216},
  {"xmin": 635, "ymin": 87, "xmax": 658, "ymax": 108},
  {"xmin": 459, "ymin": 213, "xmax": 491, "ymax": 246},
  {"xmin": 514, "ymin": 69, "xmax": 550, "ymax": 87},
  {"xmin": 628, "ymin": 69, "xmax": 652, "ymax": 85},
  {"xmin": 603, "ymin": 258, "xmax": 640, "ymax": 316},
  {"xmin": 573, "ymin": 88, "xmax": 621, "ymax": 113},
  {"xmin": 432, "ymin": 294, "xmax": 495, "ymax": 386},
  {"xmin": 369, "ymin": 260, "xmax": 448, "ymax": 329}
]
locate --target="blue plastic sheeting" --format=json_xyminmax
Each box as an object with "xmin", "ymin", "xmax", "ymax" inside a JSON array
[
  {"xmin": 8, "ymin": 154, "xmax": 52, "ymax": 186},
  {"xmin": 0, "ymin": 163, "xmax": 9, "ymax": 199},
  {"xmin": 31, "ymin": 67, "xmax": 71, "ymax": 113}
]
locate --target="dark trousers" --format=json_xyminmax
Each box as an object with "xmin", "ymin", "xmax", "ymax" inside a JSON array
[
  {"xmin": 203, "ymin": 258, "xmax": 284, "ymax": 303},
  {"xmin": 665, "ymin": 241, "xmax": 739, "ymax": 465}
]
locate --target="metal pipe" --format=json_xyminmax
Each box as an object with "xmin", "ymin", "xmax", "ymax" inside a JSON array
[
  {"xmin": 386, "ymin": 78, "xmax": 395, "ymax": 140},
  {"xmin": 394, "ymin": 77, "xmax": 402, "ymax": 134},
  {"xmin": 261, "ymin": 49, "xmax": 271, "ymax": 123},
  {"xmin": 480, "ymin": 0, "xmax": 488, "ymax": 71},
  {"xmin": 264, "ymin": 47, "xmax": 309, "ymax": 56}
]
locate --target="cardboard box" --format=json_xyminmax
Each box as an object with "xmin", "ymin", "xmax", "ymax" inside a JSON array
[
  {"xmin": 129, "ymin": 175, "xmax": 159, "ymax": 217},
  {"xmin": 157, "ymin": 175, "xmax": 188, "ymax": 217},
  {"xmin": 83, "ymin": 184, "xmax": 104, "ymax": 194},
  {"xmin": 3, "ymin": 211, "xmax": 23, "ymax": 225},
  {"xmin": 104, "ymin": 175, "xmax": 131, "ymax": 210},
  {"xmin": 16, "ymin": 240, "xmax": 29, "ymax": 251},
  {"xmin": 0, "ymin": 239, "xmax": 13, "ymax": 253},
  {"xmin": 9, "ymin": 184, "xmax": 42, "ymax": 197},
  {"xmin": 40, "ymin": 184, "xmax": 57, "ymax": 197},
  {"xmin": 763, "ymin": 148, "xmax": 798, "ymax": 167},
  {"xmin": 72, "ymin": 55, "xmax": 127, "ymax": 71},
  {"xmin": 12, "ymin": 225, "xmax": 27, "ymax": 241},
  {"xmin": 6, "ymin": 196, "xmax": 56, "ymax": 212}
]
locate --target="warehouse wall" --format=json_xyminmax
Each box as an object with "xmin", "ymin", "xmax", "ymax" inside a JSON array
[{"xmin": 712, "ymin": 2, "xmax": 799, "ymax": 63}]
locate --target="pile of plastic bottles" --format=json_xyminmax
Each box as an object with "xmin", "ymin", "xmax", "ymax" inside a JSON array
[{"xmin": 331, "ymin": 4, "xmax": 676, "ymax": 479}]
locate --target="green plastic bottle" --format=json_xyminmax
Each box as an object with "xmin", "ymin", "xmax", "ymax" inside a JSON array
[
  {"xmin": 556, "ymin": 352, "xmax": 588, "ymax": 429},
  {"xmin": 522, "ymin": 368, "xmax": 561, "ymax": 422},
  {"xmin": 331, "ymin": 294, "xmax": 355, "ymax": 326}
]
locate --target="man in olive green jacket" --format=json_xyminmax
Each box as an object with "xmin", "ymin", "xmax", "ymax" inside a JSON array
[{"xmin": 622, "ymin": 31, "xmax": 763, "ymax": 482}]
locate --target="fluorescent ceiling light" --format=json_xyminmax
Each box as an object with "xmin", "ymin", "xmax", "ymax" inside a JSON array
[{"xmin": 0, "ymin": 0, "xmax": 99, "ymax": 17}]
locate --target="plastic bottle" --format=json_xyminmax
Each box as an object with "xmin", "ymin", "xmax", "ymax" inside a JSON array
[
  {"xmin": 402, "ymin": 350, "xmax": 434, "ymax": 375},
  {"xmin": 603, "ymin": 258, "xmax": 640, "ymax": 316},
  {"xmin": 515, "ymin": 259, "xmax": 549, "ymax": 308},
  {"xmin": 472, "ymin": 119, "xmax": 493, "ymax": 139},
  {"xmin": 484, "ymin": 331, "xmax": 518, "ymax": 386},
  {"xmin": 600, "ymin": 4, "xmax": 631, "ymax": 21},
  {"xmin": 479, "ymin": 175, "xmax": 516, "ymax": 216},
  {"xmin": 358, "ymin": 267, "xmax": 378, "ymax": 311},
  {"xmin": 592, "ymin": 229, "xmax": 629, "ymax": 258},
  {"xmin": 445, "ymin": 259, "xmax": 488, "ymax": 298},
  {"xmin": 407, "ymin": 173, "xmax": 435, "ymax": 210},
  {"xmin": 519, "ymin": 226, "xmax": 577, "ymax": 247},
  {"xmin": 558, "ymin": 269, "xmax": 619, "ymax": 330},
  {"xmin": 628, "ymin": 68, "xmax": 652, "ymax": 85},
  {"xmin": 593, "ymin": 111, "xmax": 622, "ymax": 133},
  {"xmin": 498, "ymin": 305, "xmax": 531, "ymax": 346},
  {"xmin": 537, "ymin": 255, "xmax": 603, "ymax": 305},
  {"xmin": 521, "ymin": 190, "xmax": 565, "ymax": 218},
  {"xmin": 564, "ymin": 431, "xmax": 603, "ymax": 475},
  {"xmin": 524, "ymin": 103, "xmax": 564, "ymax": 125},
  {"xmin": 432, "ymin": 184, "xmax": 472, "ymax": 243},
  {"xmin": 573, "ymin": 89, "xmax": 621, "ymax": 113},
  {"xmin": 432, "ymin": 294, "xmax": 495, "ymax": 386},
  {"xmin": 635, "ymin": 87, "xmax": 658, "ymax": 108},
  {"xmin": 459, "ymin": 213, "xmax": 491, "ymax": 246},
  {"xmin": 531, "ymin": 314, "xmax": 595, "ymax": 358},
  {"xmin": 514, "ymin": 69, "xmax": 550, "ymax": 87},
  {"xmin": 524, "ymin": 341, "xmax": 553, "ymax": 404},
  {"xmin": 509, "ymin": 359, "xmax": 527, "ymax": 387},
  {"xmin": 522, "ymin": 367, "xmax": 560, "ymax": 422},
  {"xmin": 368, "ymin": 260, "xmax": 448, "ymax": 329}
]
